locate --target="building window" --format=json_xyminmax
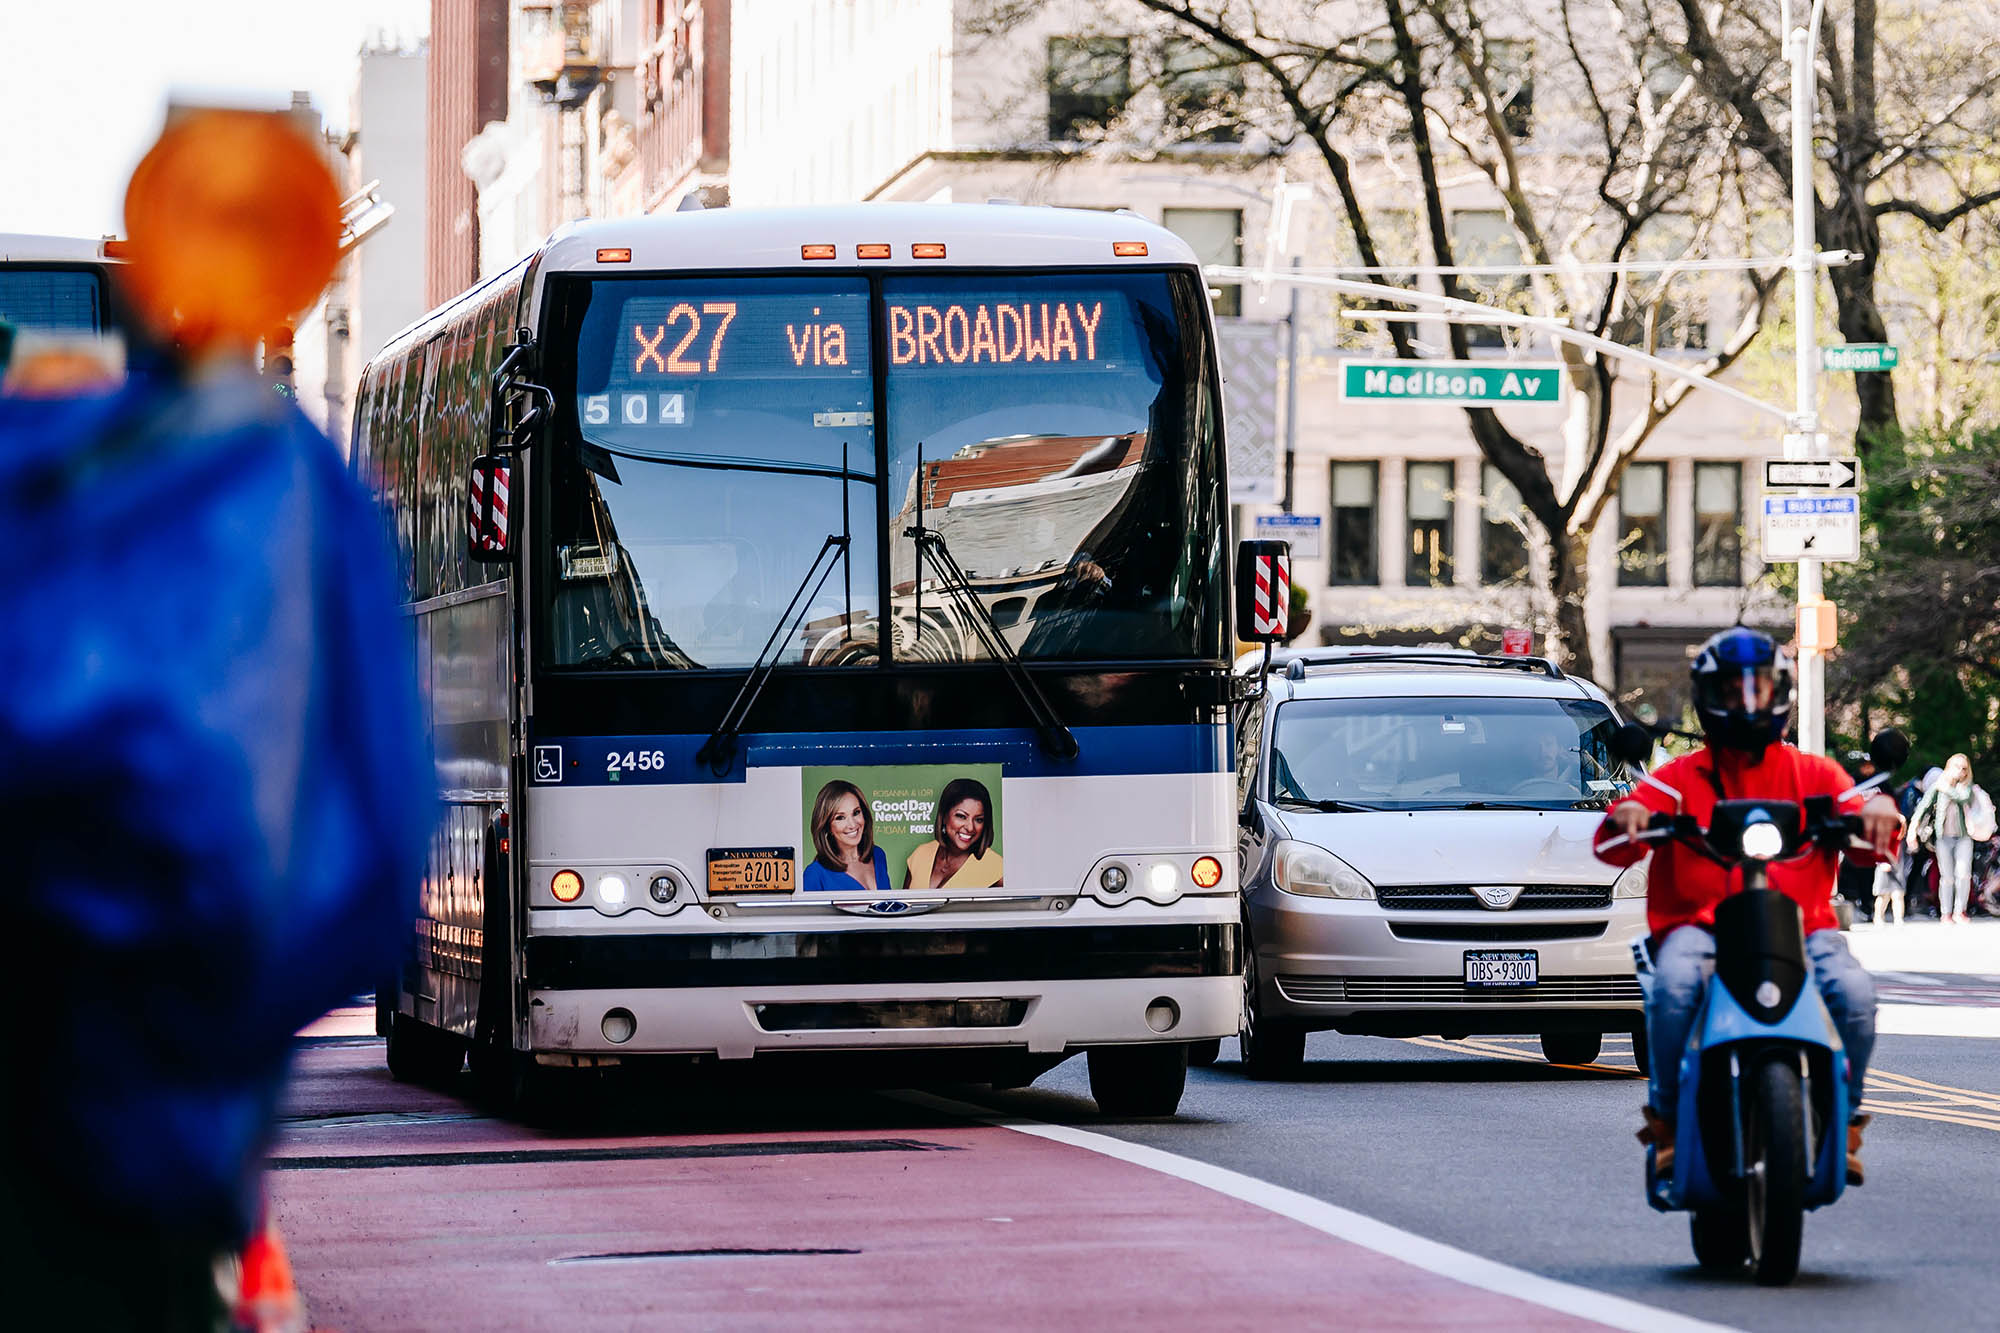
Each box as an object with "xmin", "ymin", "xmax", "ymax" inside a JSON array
[
  {"xmin": 1617, "ymin": 461, "xmax": 1668, "ymax": 586},
  {"xmin": 1480, "ymin": 462, "xmax": 1530, "ymax": 585},
  {"xmin": 1161, "ymin": 38, "xmax": 1244, "ymax": 143},
  {"xmin": 1450, "ymin": 210, "xmax": 1530, "ymax": 349},
  {"xmin": 1693, "ymin": 461, "xmax": 1742, "ymax": 586},
  {"xmin": 1047, "ymin": 37, "xmax": 1131, "ymax": 140},
  {"xmin": 1329, "ymin": 461, "xmax": 1379, "ymax": 585},
  {"xmin": 1163, "ymin": 207, "xmax": 1242, "ymax": 317},
  {"xmin": 1406, "ymin": 460, "xmax": 1455, "ymax": 587}
]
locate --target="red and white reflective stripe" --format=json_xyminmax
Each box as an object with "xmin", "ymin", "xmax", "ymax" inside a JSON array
[
  {"xmin": 1252, "ymin": 554, "xmax": 1289, "ymax": 636},
  {"xmin": 468, "ymin": 463, "xmax": 510, "ymax": 548}
]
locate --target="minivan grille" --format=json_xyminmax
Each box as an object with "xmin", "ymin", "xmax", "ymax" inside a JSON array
[
  {"xmin": 1276, "ymin": 975, "xmax": 1643, "ymax": 1005},
  {"xmin": 1387, "ymin": 921, "xmax": 1606, "ymax": 943},
  {"xmin": 1375, "ymin": 884, "xmax": 1613, "ymax": 911}
]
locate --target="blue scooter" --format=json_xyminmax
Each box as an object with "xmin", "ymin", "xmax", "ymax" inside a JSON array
[{"xmin": 1605, "ymin": 726, "xmax": 1906, "ymax": 1286}]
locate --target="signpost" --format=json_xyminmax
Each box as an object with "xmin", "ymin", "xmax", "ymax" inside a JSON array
[
  {"xmin": 1821, "ymin": 344, "xmax": 1898, "ymax": 373},
  {"xmin": 1763, "ymin": 457, "xmax": 1859, "ymax": 490},
  {"xmin": 1762, "ymin": 494, "xmax": 1860, "ymax": 562},
  {"xmin": 1339, "ymin": 359, "xmax": 1563, "ymax": 405},
  {"xmin": 1254, "ymin": 512, "xmax": 1322, "ymax": 559}
]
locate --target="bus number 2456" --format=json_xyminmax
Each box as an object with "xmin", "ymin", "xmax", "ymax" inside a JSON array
[{"xmin": 607, "ymin": 750, "xmax": 667, "ymax": 775}]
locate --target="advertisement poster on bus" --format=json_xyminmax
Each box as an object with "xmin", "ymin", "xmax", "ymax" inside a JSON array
[{"xmin": 800, "ymin": 764, "xmax": 1005, "ymax": 909}]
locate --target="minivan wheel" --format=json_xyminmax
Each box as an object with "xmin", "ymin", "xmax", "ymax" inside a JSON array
[
  {"xmin": 1540, "ymin": 1031, "xmax": 1602, "ymax": 1067},
  {"xmin": 1239, "ymin": 937, "xmax": 1307, "ymax": 1079}
]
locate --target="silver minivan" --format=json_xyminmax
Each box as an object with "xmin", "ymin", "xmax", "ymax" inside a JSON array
[{"xmin": 1234, "ymin": 649, "xmax": 1647, "ymax": 1078}]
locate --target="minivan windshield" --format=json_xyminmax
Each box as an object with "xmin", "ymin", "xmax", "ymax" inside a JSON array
[{"xmin": 1268, "ymin": 695, "xmax": 1628, "ymax": 810}]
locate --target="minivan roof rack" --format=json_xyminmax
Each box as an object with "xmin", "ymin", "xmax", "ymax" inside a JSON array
[{"xmin": 1281, "ymin": 651, "xmax": 1565, "ymax": 681}]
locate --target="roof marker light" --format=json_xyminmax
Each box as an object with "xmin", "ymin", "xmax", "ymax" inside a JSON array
[
  {"xmin": 100, "ymin": 238, "xmax": 132, "ymax": 259},
  {"xmin": 911, "ymin": 242, "xmax": 947, "ymax": 259},
  {"xmin": 801, "ymin": 243, "xmax": 837, "ymax": 260},
  {"xmin": 1112, "ymin": 241, "xmax": 1149, "ymax": 257},
  {"xmin": 856, "ymin": 243, "xmax": 892, "ymax": 259},
  {"xmin": 595, "ymin": 247, "xmax": 632, "ymax": 263}
]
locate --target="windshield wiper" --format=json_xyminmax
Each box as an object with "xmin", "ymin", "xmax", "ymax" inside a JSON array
[
  {"xmin": 696, "ymin": 534, "xmax": 849, "ymax": 774},
  {"xmin": 1274, "ymin": 796, "xmax": 1381, "ymax": 813},
  {"xmin": 907, "ymin": 524, "xmax": 1078, "ymax": 760},
  {"xmin": 1420, "ymin": 800, "xmax": 1579, "ymax": 811}
]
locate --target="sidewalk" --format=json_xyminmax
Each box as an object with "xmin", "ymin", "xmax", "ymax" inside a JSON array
[
  {"xmin": 1847, "ymin": 917, "xmax": 2000, "ymax": 976},
  {"xmin": 1847, "ymin": 919, "xmax": 2000, "ymax": 1038}
]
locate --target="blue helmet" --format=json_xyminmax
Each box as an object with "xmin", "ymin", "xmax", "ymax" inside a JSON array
[{"xmin": 1690, "ymin": 626, "xmax": 1794, "ymax": 754}]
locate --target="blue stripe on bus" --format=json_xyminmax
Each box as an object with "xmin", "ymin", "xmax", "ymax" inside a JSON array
[{"xmin": 527, "ymin": 724, "xmax": 1229, "ymax": 786}]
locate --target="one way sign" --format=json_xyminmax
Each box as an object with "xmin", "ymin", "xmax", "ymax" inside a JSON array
[{"xmin": 1764, "ymin": 456, "xmax": 1860, "ymax": 490}]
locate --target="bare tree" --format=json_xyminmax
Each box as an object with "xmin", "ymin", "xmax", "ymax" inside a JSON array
[
  {"xmin": 973, "ymin": 0, "xmax": 1783, "ymax": 677},
  {"xmin": 1661, "ymin": 0, "xmax": 2000, "ymax": 453}
]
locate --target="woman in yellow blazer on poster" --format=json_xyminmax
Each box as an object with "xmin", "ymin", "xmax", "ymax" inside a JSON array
[{"xmin": 904, "ymin": 777, "xmax": 1003, "ymax": 889}]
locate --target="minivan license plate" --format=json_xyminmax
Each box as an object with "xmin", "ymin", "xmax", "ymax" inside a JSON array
[{"xmin": 1464, "ymin": 950, "xmax": 1538, "ymax": 988}]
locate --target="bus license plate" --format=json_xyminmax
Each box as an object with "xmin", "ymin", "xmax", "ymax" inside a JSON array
[
  {"xmin": 1464, "ymin": 950, "xmax": 1538, "ymax": 988},
  {"xmin": 707, "ymin": 847, "xmax": 796, "ymax": 895}
]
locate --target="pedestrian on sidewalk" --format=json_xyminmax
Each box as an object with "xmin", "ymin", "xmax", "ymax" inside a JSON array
[
  {"xmin": 1910, "ymin": 755, "xmax": 1997, "ymax": 925},
  {"xmin": 0, "ymin": 112, "xmax": 429, "ymax": 1331}
]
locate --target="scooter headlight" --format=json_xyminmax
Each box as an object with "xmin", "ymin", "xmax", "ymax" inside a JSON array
[{"xmin": 1740, "ymin": 820, "xmax": 1785, "ymax": 861}]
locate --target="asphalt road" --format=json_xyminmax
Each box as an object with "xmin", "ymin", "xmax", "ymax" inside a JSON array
[{"xmin": 966, "ymin": 1025, "xmax": 2000, "ymax": 1332}]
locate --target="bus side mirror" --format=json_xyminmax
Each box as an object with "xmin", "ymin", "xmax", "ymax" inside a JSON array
[
  {"xmin": 1235, "ymin": 540, "xmax": 1292, "ymax": 643},
  {"xmin": 467, "ymin": 454, "xmax": 511, "ymax": 562}
]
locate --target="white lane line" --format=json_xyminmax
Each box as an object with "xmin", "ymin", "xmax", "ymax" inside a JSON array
[{"xmin": 897, "ymin": 1091, "xmax": 1736, "ymax": 1333}]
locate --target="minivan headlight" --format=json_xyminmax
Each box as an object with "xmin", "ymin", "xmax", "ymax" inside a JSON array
[
  {"xmin": 1613, "ymin": 865, "xmax": 1649, "ymax": 899},
  {"xmin": 1273, "ymin": 841, "xmax": 1374, "ymax": 900}
]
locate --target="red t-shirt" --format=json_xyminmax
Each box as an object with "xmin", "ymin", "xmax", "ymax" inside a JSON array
[{"xmin": 1593, "ymin": 742, "xmax": 1882, "ymax": 938}]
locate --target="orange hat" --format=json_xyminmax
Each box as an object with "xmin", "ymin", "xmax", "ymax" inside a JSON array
[{"xmin": 121, "ymin": 109, "xmax": 341, "ymax": 354}]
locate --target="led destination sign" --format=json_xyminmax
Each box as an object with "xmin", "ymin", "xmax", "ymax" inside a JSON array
[{"xmin": 886, "ymin": 301, "xmax": 1107, "ymax": 367}]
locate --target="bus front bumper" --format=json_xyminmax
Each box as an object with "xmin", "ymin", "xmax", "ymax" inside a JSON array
[{"xmin": 521, "ymin": 921, "xmax": 1239, "ymax": 1059}]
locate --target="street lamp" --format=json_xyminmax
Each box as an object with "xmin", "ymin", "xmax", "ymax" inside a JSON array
[{"xmin": 1783, "ymin": 0, "xmax": 1831, "ymax": 755}]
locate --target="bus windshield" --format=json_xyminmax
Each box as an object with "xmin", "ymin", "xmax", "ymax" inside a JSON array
[
  {"xmin": 0, "ymin": 266, "xmax": 108, "ymax": 335},
  {"xmin": 545, "ymin": 269, "xmax": 1223, "ymax": 671}
]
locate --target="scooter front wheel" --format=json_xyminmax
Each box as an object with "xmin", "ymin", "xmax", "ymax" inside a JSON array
[{"xmin": 1745, "ymin": 1056, "xmax": 1807, "ymax": 1286}]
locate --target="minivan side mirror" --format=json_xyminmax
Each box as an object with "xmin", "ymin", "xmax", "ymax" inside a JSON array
[
  {"xmin": 1609, "ymin": 722, "xmax": 1655, "ymax": 768},
  {"xmin": 467, "ymin": 454, "xmax": 512, "ymax": 562},
  {"xmin": 1235, "ymin": 539, "xmax": 1292, "ymax": 643}
]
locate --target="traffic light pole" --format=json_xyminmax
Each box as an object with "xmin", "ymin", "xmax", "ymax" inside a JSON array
[{"xmin": 1787, "ymin": 0, "xmax": 1830, "ymax": 755}]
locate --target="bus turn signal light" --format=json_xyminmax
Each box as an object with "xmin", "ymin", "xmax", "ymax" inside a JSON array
[
  {"xmin": 1191, "ymin": 856, "xmax": 1223, "ymax": 890},
  {"xmin": 552, "ymin": 870, "xmax": 584, "ymax": 902},
  {"xmin": 1112, "ymin": 241, "xmax": 1149, "ymax": 257},
  {"xmin": 595, "ymin": 247, "xmax": 632, "ymax": 263},
  {"xmin": 856, "ymin": 243, "xmax": 892, "ymax": 259},
  {"xmin": 911, "ymin": 242, "xmax": 947, "ymax": 259},
  {"xmin": 801, "ymin": 243, "xmax": 837, "ymax": 260}
]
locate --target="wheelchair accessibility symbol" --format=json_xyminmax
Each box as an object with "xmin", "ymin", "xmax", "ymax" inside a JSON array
[{"xmin": 534, "ymin": 746, "xmax": 563, "ymax": 782}]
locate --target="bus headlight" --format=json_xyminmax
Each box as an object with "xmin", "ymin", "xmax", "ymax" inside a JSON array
[
  {"xmin": 1099, "ymin": 865, "xmax": 1129, "ymax": 894},
  {"xmin": 597, "ymin": 873, "xmax": 628, "ymax": 906},
  {"xmin": 1145, "ymin": 862, "xmax": 1180, "ymax": 902},
  {"xmin": 1273, "ymin": 841, "xmax": 1373, "ymax": 900}
]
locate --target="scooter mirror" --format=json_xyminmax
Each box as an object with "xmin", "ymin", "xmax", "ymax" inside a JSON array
[
  {"xmin": 1609, "ymin": 722, "xmax": 1655, "ymax": 768},
  {"xmin": 1868, "ymin": 728, "xmax": 1910, "ymax": 776}
]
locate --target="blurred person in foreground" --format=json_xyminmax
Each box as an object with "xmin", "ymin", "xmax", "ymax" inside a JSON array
[{"xmin": 0, "ymin": 111, "xmax": 429, "ymax": 1329}]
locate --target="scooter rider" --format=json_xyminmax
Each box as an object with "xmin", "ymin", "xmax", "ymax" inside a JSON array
[{"xmin": 1596, "ymin": 627, "xmax": 1903, "ymax": 1182}]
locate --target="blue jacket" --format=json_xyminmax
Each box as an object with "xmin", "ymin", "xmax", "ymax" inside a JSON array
[{"xmin": 0, "ymin": 366, "xmax": 431, "ymax": 1241}]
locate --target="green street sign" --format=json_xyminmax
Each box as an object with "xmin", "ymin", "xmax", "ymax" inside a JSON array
[
  {"xmin": 1822, "ymin": 344, "xmax": 1899, "ymax": 373},
  {"xmin": 1339, "ymin": 359, "xmax": 1563, "ymax": 405}
]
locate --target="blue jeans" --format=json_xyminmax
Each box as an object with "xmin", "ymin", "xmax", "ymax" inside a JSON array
[{"xmin": 1646, "ymin": 924, "xmax": 1876, "ymax": 1118}]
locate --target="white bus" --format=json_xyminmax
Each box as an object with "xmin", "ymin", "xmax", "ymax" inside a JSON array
[
  {"xmin": 0, "ymin": 234, "xmax": 127, "ymax": 369},
  {"xmin": 354, "ymin": 205, "xmax": 1243, "ymax": 1116}
]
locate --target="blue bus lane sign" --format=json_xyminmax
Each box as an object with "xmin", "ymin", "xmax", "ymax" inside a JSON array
[{"xmin": 1762, "ymin": 494, "xmax": 1860, "ymax": 562}]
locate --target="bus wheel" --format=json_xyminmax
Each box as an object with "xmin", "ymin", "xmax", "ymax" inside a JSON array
[
  {"xmin": 386, "ymin": 1014, "xmax": 465, "ymax": 1086},
  {"xmin": 1086, "ymin": 1043, "xmax": 1188, "ymax": 1117}
]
